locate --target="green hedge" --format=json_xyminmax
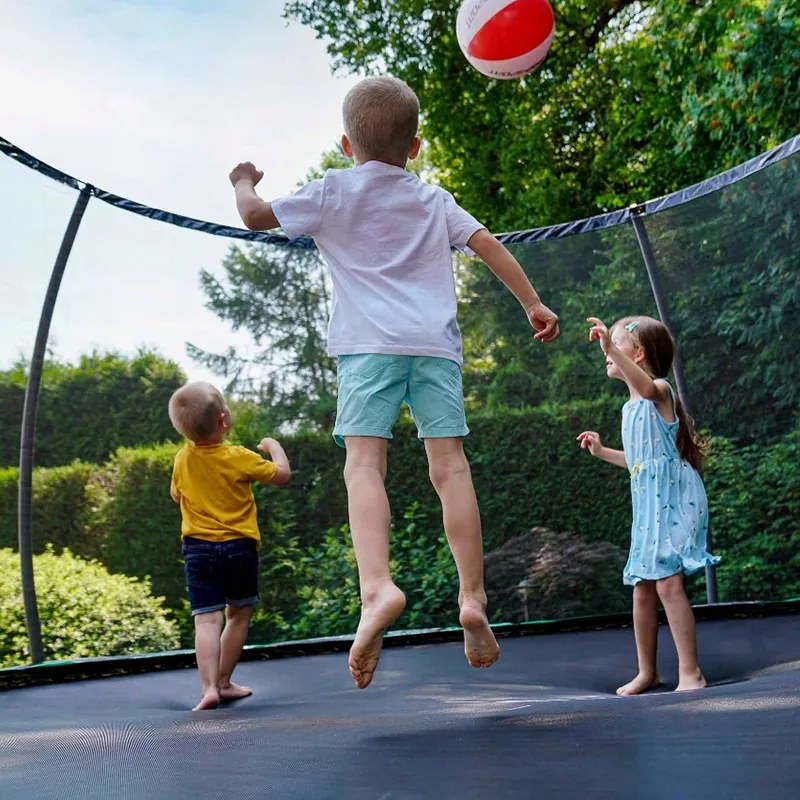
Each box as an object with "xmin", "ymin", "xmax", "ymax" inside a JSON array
[
  {"xmin": 0, "ymin": 351, "xmax": 185, "ymax": 469},
  {"xmin": 0, "ymin": 405, "xmax": 797, "ymax": 650},
  {"xmin": 705, "ymin": 428, "xmax": 800, "ymax": 600},
  {"xmin": 0, "ymin": 463, "xmax": 104, "ymax": 558},
  {"xmin": 98, "ymin": 444, "xmax": 185, "ymax": 608}
]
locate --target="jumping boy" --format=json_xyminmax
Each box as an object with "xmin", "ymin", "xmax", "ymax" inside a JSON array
[
  {"xmin": 229, "ymin": 76, "xmax": 559, "ymax": 689},
  {"xmin": 169, "ymin": 381, "xmax": 291, "ymax": 710}
]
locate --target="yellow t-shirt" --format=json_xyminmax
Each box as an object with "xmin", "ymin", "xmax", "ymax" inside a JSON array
[{"xmin": 170, "ymin": 443, "xmax": 278, "ymax": 546}]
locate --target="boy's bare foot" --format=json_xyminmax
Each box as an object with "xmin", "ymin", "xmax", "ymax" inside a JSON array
[
  {"xmin": 219, "ymin": 681, "xmax": 253, "ymax": 701},
  {"xmin": 459, "ymin": 598, "xmax": 500, "ymax": 668},
  {"xmin": 349, "ymin": 583, "xmax": 406, "ymax": 689},
  {"xmin": 192, "ymin": 690, "xmax": 220, "ymax": 711},
  {"xmin": 676, "ymin": 669, "xmax": 707, "ymax": 692},
  {"xmin": 616, "ymin": 672, "xmax": 661, "ymax": 696}
]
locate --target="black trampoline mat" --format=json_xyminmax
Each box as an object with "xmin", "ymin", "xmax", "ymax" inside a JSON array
[{"xmin": 1, "ymin": 615, "xmax": 799, "ymax": 799}]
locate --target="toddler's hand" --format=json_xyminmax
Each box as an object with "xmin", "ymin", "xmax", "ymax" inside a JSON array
[
  {"xmin": 257, "ymin": 437, "xmax": 278, "ymax": 453},
  {"xmin": 586, "ymin": 317, "xmax": 612, "ymax": 354},
  {"xmin": 576, "ymin": 430, "xmax": 603, "ymax": 457},
  {"xmin": 229, "ymin": 162, "xmax": 264, "ymax": 188},
  {"xmin": 527, "ymin": 302, "xmax": 560, "ymax": 342}
]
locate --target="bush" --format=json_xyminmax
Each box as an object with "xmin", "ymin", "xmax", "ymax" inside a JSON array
[
  {"xmin": 705, "ymin": 426, "xmax": 800, "ymax": 600},
  {"xmin": 288, "ymin": 522, "xmax": 361, "ymax": 640},
  {"xmin": 287, "ymin": 504, "xmax": 460, "ymax": 639},
  {"xmin": 391, "ymin": 505, "xmax": 460, "ymax": 629},
  {"xmin": 0, "ymin": 546, "xmax": 180, "ymax": 667},
  {"xmin": 485, "ymin": 527, "xmax": 629, "ymax": 623},
  {"xmin": 0, "ymin": 467, "xmax": 17, "ymax": 549}
]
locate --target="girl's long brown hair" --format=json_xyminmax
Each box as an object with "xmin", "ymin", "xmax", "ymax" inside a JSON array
[{"xmin": 614, "ymin": 316, "xmax": 707, "ymax": 471}]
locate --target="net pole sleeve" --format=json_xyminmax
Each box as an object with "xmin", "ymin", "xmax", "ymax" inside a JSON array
[
  {"xmin": 630, "ymin": 206, "xmax": 719, "ymax": 604},
  {"xmin": 17, "ymin": 186, "xmax": 92, "ymax": 664}
]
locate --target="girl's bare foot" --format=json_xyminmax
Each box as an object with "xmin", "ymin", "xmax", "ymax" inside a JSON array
[
  {"xmin": 219, "ymin": 681, "xmax": 252, "ymax": 701},
  {"xmin": 459, "ymin": 598, "xmax": 500, "ymax": 668},
  {"xmin": 616, "ymin": 672, "xmax": 661, "ymax": 696},
  {"xmin": 192, "ymin": 690, "xmax": 220, "ymax": 711},
  {"xmin": 348, "ymin": 583, "xmax": 406, "ymax": 689},
  {"xmin": 676, "ymin": 669, "xmax": 707, "ymax": 692}
]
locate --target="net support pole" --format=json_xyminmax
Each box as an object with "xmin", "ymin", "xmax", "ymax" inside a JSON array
[
  {"xmin": 18, "ymin": 186, "xmax": 92, "ymax": 664},
  {"xmin": 629, "ymin": 205, "xmax": 719, "ymax": 605}
]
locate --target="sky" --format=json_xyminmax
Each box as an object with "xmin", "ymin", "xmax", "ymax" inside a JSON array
[{"xmin": 0, "ymin": 0, "xmax": 360, "ymax": 384}]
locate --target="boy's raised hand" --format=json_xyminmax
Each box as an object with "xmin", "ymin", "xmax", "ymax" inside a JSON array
[
  {"xmin": 229, "ymin": 161, "xmax": 264, "ymax": 188},
  {"xmin": 527, "ymin": 301, "xmax": 560, "ymax": 342},
  {"xmin": 586, "ymin": 317, "xmax": 612, "ymax": 354}
]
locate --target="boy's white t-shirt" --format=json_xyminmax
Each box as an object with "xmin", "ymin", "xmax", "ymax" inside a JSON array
[{"xmin": 271, "ymin": 161, "xmax": 484, "ymax": 366}]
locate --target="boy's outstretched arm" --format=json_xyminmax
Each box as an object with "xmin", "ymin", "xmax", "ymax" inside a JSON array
[
  {"xmin": 467, "ymin": 229, "xmax": 559, "ymax": 342},
  {"xmin": 229, "ymin": 162, "xmax": 280, "ymax": 231}
]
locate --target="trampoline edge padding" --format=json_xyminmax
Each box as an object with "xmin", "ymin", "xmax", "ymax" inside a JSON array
[{"xmin": 1, "ymin": 597, "xmax": 798, "ymax": 691}]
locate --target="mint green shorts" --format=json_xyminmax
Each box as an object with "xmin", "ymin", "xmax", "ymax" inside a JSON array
[{"xmin": 333, "ymin": 354, "xmax": 469, "ymax": 447}]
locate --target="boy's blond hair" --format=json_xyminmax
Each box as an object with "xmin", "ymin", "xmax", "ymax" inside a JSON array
[
  {"xmin": 342, "ymin": 76, "xmax": 419, "ymax": 167},
  {"xmin": 168, "ymin": 382, "xmax": 227, "ymax": 441}
]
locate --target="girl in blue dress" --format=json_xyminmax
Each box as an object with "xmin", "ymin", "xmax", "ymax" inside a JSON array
[{"xmin": 577, "ymin": 315, "xmax": 719, "ymax": 696}]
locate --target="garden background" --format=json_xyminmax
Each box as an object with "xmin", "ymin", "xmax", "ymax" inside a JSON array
[{"xmin": 1, "ymin": 0, "xmax": 798, "ymax": 667}]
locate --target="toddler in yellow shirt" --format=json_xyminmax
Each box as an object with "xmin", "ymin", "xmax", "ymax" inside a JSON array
[{"xmin": 168, "ymin": 381, "xmax": 291, "ymax": 711}]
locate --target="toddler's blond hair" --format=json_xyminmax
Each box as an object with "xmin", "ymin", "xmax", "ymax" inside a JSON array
[{"xmin": 168, "ymin": 382, "xmax": 227, "ymax": 441}]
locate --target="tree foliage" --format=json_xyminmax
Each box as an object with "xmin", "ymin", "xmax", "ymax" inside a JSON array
[
  {"xmin": 277, "ymin": 1, "xmax": 800, "ymax": 441},
  {"xmin": 189, "ymin": 244, "xmax": 337, "ymax": 431},
  {"xmin": 284, "ymin": 0, "xmax": 799, "ymax": 230}
]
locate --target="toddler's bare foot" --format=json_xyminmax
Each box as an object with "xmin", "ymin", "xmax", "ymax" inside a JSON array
[
  {"xmin": 459, "ymin": 598, "xmax": 500, "ymax": 669},
  {"xmin": 219, "ymin": 681, "xmax": 252, "ymax": 701},
  {"xmin": 192, "ymin": 690, "xmax": 220, "ymax": 711},
  {"xmin": 616, "ymin": 672, "xmax": 661, "ymax": 696},
  {"xmin": 349, "ymin": 583, "xmax": 406, "ymax": 689},
  {"xmin": 676, "ymin": 669, "xmax": 707, "ymax": 692}
]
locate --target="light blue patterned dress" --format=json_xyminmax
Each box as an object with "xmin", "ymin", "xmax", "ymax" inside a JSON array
[{"xmin": 621, "ymin": 385, "xmax": 720, "ymax": 586}]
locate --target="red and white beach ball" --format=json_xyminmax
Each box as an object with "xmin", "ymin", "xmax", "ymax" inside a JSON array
[{"xmin": 456, "ymin": 0, "xmax": 555, "ymax": 79}]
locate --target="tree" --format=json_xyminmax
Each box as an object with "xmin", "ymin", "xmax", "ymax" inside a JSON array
[
  {"xmin": 284, "ymin": 1, "xmax": 798, "ymax": 229},
  {"xmin": 188, "ymin": 244, "xmax": 337, "ymax": 431},
  {"xmin": 283, "ymin": 0, "xmax": 800, "ymax": 437},
  {"xmin": 0, "ymin": 350, "xmax": 185, "ymax": 468}
]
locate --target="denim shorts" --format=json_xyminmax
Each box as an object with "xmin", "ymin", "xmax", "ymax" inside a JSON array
[
  {"xmin": 333, "ymin": 354, "xmax": 469, "ymax": 447},
  {"xmin": 182, "ymin": 536, "xmax": 260, "ymax": 616}
]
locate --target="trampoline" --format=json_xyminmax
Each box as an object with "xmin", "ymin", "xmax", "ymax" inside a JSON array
[
  {"xmin": 2, "ymin": 135, "xmax": 799, "ymax": 799},
  {"xmin": 2, "ymin": 608, "xmax": 800, "ymax": 799}
]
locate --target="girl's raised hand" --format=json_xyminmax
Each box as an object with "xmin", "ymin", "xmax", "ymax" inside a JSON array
[
  {"xmin": 576, "ymin": 430, "xmax": 604, "ymax": 457},
  {"xmin": 586, "ymin": 317, "xmax": 612, "ymax": 354}
]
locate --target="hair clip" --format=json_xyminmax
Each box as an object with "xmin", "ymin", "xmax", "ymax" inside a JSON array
[{"xmin": 624, "ymin": 321, "xmax": 639, "ymax": 332}]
